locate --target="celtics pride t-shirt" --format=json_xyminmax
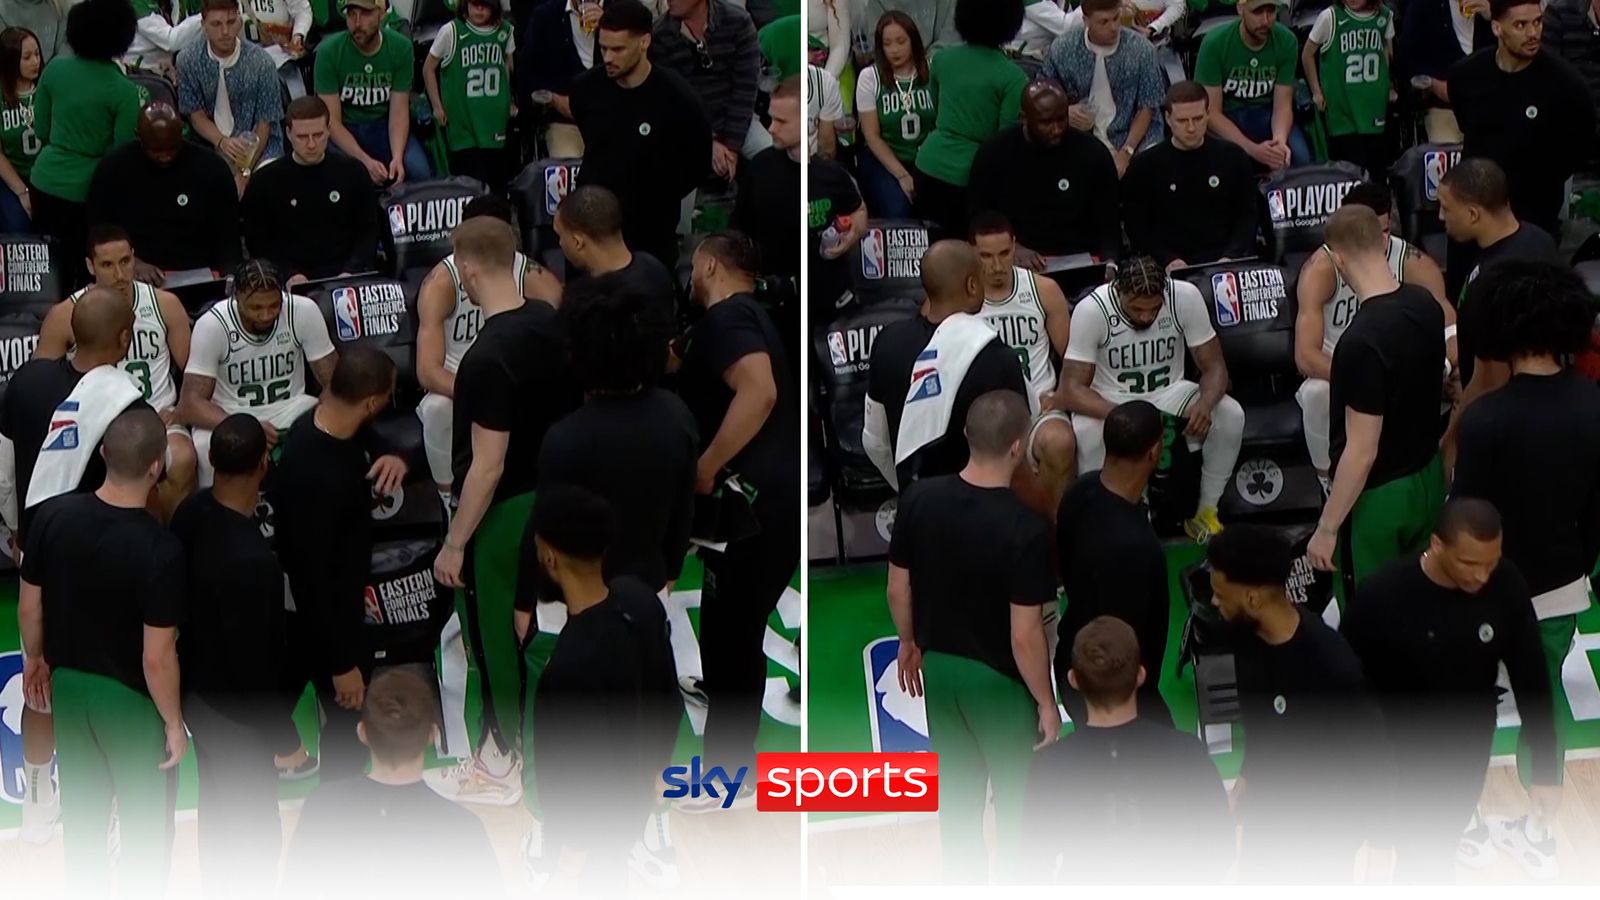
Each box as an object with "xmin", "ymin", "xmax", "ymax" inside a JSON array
[
  {"xmin": 1194, "ymin": 21, "xmax": 1299, "ymax": 112},
  {"xmin": 313, "ymin": 27, "xmax": 414, "ymax": 124}
]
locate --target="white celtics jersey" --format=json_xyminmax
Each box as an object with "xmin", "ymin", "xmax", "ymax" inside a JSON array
[
  {"xmin": 69, "ymin": 281, "xmax": 176, "ymax": 410},
  {"xmin": 979, "ymin": 266, "xmax": 1054, "ymax": 412},
  {"xmin": 1322, "ymin": 235, "xmax": 1409, "ymax": 355},
  {"xmin": 203, "ymin": 293, "xmax": 311, "ymax": 422},
  {"xmin": 439, "ymin": 251, "xmax": 526, "ymax": 374},
  {"xmin": 1067, "ymin": 279, "xmax": 1215, "ymax": 398}
]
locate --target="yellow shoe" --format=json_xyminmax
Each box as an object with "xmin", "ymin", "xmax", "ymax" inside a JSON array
[{"xmin": 1185, "ymin": 507, "xmax": 1224, "ymax": 544}]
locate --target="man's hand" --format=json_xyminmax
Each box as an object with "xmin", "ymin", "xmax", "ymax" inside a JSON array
[
  {"xmin": 218, "ymin": 136, "xmax": 250, "ymax": 165},
  {"xmin": 387, "ymin": 157, "xmax": 406, "ymax": 186},
  {"xmin": 1067, "ymin": 104, "xmax": 1094, "ymax": 132},
  {"xmin": 160, "ymin": 721, "xmax": 188, "ymax": 770},
  {"xmin": 22, "ymin": 654, "xmax": 49, "ymax": 712},
  {"xmin": 434, "ymin": 542, "xmax": 465, "ymax": 587},
  {"xmin": 1014, "ymin": 245, "xmax": 1046, "ymax": 272},
  {"xmin": 133, "ymin": 259, "xmax": 165, "ymax": 287},
  {"xmin": 367, "ymin": 454, "xmax": 408, "ymax": 496},
  {"xmin": 897, "ymin": 641, "xmax": 923, "ymax": 697},
  {"xmin": 1114, "ymin": 150, "xmax": 1130, "ymax": 178},
  {"xmin": 1183, "ymin": 404, "xmax": 1214, "ymax": 439},
  {"xmin": 332, "ymin": 667, "xmax": 365, "ymax": 710},
  {"xmin": 695, "ymin": 456, "xmax": 719, "ymax": 495},
  {"xmin": 1531, "ymin": 783, "xmax": 1563, "ymax": 824},
  {"xmin": 361, "ymin": 156, "xmax": 389, "ymax": 184},
  {"xmin": 1166, "ymin": 258, "xmax": 1188, "ymax": 274},
  {"xmin": 1260, "ymin": 140, "xmax": 1291, "ymax": 169},
  {"xmin": 262, "ymin": 421, "xmax": 280, "ymax": 448},
  {"xmin": 712, "ymin": 141, "xmax": 740, "ymax": 179},
  {"xmin": 551, "ymin": 93, "xmax": 572, "ymax": 119},
  {"xmin": 159, "ymin": 406, "xmax": 178, "ymax": 427},
  {"xmin": 1034, "ymin": 702, "xmax": 1062, "ymax": 750},
  {"xmin": 1308, "ymin": 526, "xmax": 1337, "ymax": 571},
  {"xmin": 288, "ymin": 35, "xmax": 306, "ymax": 57}
]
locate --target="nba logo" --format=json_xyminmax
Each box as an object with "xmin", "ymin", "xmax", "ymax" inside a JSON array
[
  {"xmin": 1424, "ymin": 151, "xmax": 1450, "ymax": 202},
  {"xmin": 864, "ymin": 638, "xmax": 930, "ymax": 752},
  {"xmin": 861, "ymin": 228, "xmax": 886, "ymax": 279},
  {"xmin": 1267, "ymin": 189, "xmax": 1286, "ymax": 222},
  {"xmin": 1212, "ymin": 273, "xmax": 1241, "ymax": 327},
  {"xmin": 827, "ymin": 331, "xmax": 848, "ymax": 366},
  {"xmin": 333, "ymin": 287, "xmax": 361, "ymax": 341},
  {"xmin": 544, "ymin": 166, "xmax": 571, "ymax": 215},
  {"xmin": 0, "ymin": 651, "xmax": 45, "ymax": 804},
  {"xmin": 387, "ymin": 204, "xmax": 406, "ymax": 236},
  {"xmin": 363, "ymin": 586, "xmax": 383, "ymax": 625}
]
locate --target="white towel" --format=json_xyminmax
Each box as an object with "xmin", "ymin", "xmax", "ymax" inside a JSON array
[
  {"xmin": 25, "ymin": 366, "xmax": 142, "ymax": 510},
  {"xmin": 894, "ymin": 313, "xmax": 1003, "ymax": 468}
]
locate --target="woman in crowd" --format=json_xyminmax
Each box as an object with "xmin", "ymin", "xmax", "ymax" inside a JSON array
[
  {"xmin": 856, "ymin": 10, "xmax": 934, "ymax": 218},
  {"xmin": 0, "ymin": 26, "xmax": 41, "ymax": 233}
]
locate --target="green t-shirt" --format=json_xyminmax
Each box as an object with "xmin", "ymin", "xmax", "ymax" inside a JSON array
[
  {"xmin": 1194, "ymin": 21, "xmax": 1299, "ymax": 112},
  {"xmin": 314, "ymin": 27, "xmax": 415, "ymax": 125},
  {"xmin": 759, "ymin": 14, "xmax": 803, "ymax": 82},
  {"xmin": 0, "ymin": 89, "xmax": 38, "ymax": 183},
  {"xmin": 913, "ymin": 44, "xmax": 1027, "ymax": 187},
  {"xmin": 31, "ymin": 58, "xmax": 141, "ymax": 202}
]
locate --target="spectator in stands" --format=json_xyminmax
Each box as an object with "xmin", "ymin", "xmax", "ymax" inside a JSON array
[
  {"xmin": 314, "ymin": 0, "xmax": 430, "ymax": 185},
  {"xmin": 424, "ymin": 0, "xmax": 516, "ymax": 190},
  {"xmin": 807, "ymin": 78, "xmax": 867, "ymax": 322},
  {"xmin": 856, "ymin": 10, "xmax": 934, "ymax": 219},
  {"xmin": 572, "ymin": 0, "xmax": 712, "ymax": 268},
  {"xmin": 868, "ymin": 0, "xmax": 958, "ymax": 51},
  {"xmin": 88, "ymin": 103, "xmax": 242, "ymax": 279},
  {"xmin": 968, "ymin": 80, "xmax": 1120, "ymax": 265},
  {"xmin": 1122, "ymin": 81, "xmax": 1258, "ymax": 271},
  {"xmin": 1042, "ymin": 0, "xmax": 1166, "ymax": 171},
  {"xmin": 242, "ymin": 96, "xmax": 381, "ymax": 281},
  {"xmin": 653, "ymin": 0, "xmax": 766, "ymax": 177},
  {"xmin": 0, "ymin": 0, "xmax": 66, "ymax": 64},
  {"xmin": 1545, "ymin": 0, "xmax": 1600, "ymax": 118},
  {"xmin": 758, "ymin": 13, "xmax": 803, "ymax": 81},
  {"xmin": 1302, "ymin": 0, "xmax": 1395, "ymax": 179},
  {"xmin": 737, "ymin": 75, "xmax": 803, "ymax": 291},
  {"xmin": 30, "ymin": 0, "xmax": 141, "ymax": 290},
  {"xmin": 241, "ymin": 0, "xmax": 311, "ymax": 68},
  {"xmin": 1014, "ymin": 0, "xmax": 1070, "ymax": 57},
  {"xmin": 125, "ymin": 0, "xmax": 203, "ymax": 76},
  {"xmin": 1450, "ymin": 0, "xmax": 1595, "ymax": 239},
  {"xmin": 0, "ymin": 27, "xmax": 41, "ymax": 234},
  {"xmin": 556, "ymin": 185, "xmax": 677, "ymax": 323},
  {"xmin": 517, "ymin": 0, "xmax": 600, "ymax": 159},
  {"xmin": 913, "ymin": 0, "xmax": 1027, "ymax": 240},
  {"xmin": 807, "ymin": 61, "xmax": 844, "ymax": 159},
  {"xmin": 1396, "ymin": 0, "xmax": 1494, "ymax": 143},
  {"xmin": 1195, "ymin": 0, "xmax": 1310, "ymax": 169},
  {"xmin": 811, "ymin": 0, "xmax": 852, "ymax": 80},
  {"xmin": 177, "ymin": 0, "xmax": 284, "ymax": 195},
  {"xmin": 1064, "ymin": 0, "xmax": 1188, "ymax": 42}
]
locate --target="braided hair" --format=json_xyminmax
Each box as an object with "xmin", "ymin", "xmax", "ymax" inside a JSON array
[
  {"xmin": 1109, "ymin": 255, "xmax": 1167, "ymax": 320},
  {"xmin": 232, "ymin": 258, "xmax": 284, "ymax": 298}
]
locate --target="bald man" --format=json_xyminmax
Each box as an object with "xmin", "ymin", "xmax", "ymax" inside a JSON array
[
  {"xmin": 87, "ymin": 103, "xmax": 242, "ymax": 278},
  {"xmin": 968, "ymin": 81, "xmax": 1122, "ymax": 267},
  {"xmin": 863, "ymin": 240, "xmax": 1029, "ymax": 489}
]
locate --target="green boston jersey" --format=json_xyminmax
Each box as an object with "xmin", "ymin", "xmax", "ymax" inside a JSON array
[
  {"xmin": 0, "ymin": 90, "xmax": 38, "ymax": 182},
  {"xmin": 1194, "ymin": 21, "xmax": 1299, "ymax": 112},
  {"xmin": 439, "ymin": 20, "xmax": 513, "ymax": 151},
  {"xmin": 861, "ymin": 65, "xmax": 936, "ymax": 163},
  {"xmin": 313, "ymin": 27, "xmax": 414, "ymax": 125},
  {"xmin": 1318, "ymin": 5, "xmax": 1392, "ymax": 136}
]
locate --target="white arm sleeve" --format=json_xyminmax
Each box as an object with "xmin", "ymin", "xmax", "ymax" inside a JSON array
[
  {"xmin": 862, "ymin": 395, "xmax": 899, "ymax": 492},
  {"xmin": 1064, "ymin": 292, "xmax": 1109, "ymax": 365},
  {"xmin": 429, "ymin": 23, "xmax": 455, "ymax": 62},
  {"xmin": 287, "ymin": 0, "xmax": 312, "ymax": 38},
  {"xmin": 186, "ymin": 310, "xmax": 227, "ymax": 380},
  {"xmin": 0, "ymin": 436, "xmax": 16, "ymax": 533},
  {"xmin": 291, "ymin": 295, "xmax": 336, "ymax": 363},
  {"xmin": 1024, "ymin": 0, "xmax": 1071, "ymax": 37},
  {"xmin": 1174, "ymin": 282, "xmax": 1218, "ymax": 347}
]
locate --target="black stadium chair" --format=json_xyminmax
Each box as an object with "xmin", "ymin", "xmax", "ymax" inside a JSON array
[
  {"xmin": 171, "ymin": 278, "xmax": 231, "ymax": 324},
  {"xmin": 0, "ymin": 235, "xmax": 58, "ymax": 409},
  {"xmin": 302, "ymin": 273, "xmax": 420, "ymax": 399},
  {"xmin": 382, "ymin": 175, "xmax": 489, "ymax": 281},
  {"xmin": 128, "ymin": 71, "xmax": 179, "ymax": 111},
  {"xmin": 1391, "ymin": 142, "xmax": 1462, "ymax": 270},
  {"xmin": 848, "ymin": 218, "xmax": 934, "ymax": 308},
  {"xmin": 509, "ymin": 157, "xmax": 582, "ymax": 276},
  {"xmin": 1260, "ymin": 160, "xmax": 1368, "ymax": 276}
]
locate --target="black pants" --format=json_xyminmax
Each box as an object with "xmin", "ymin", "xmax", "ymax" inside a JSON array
[
  {"xmin": 185, "ymin": 693, "xmax": 283, "ymax": 897},
  {"xmin": 32, "ymin": 187, "xmax": 87, "ymax": 289},
  {"xmin": 449, "ymin": 147, "xmax": 511, "ymax": 193},
  {"xmin": 912, "ymin": 166, "xmax": 970, "ymax": 242},
  {"xmin": 1327, "ymin": 133, "xmax": 1391, "ymax": 184},
  {"xmin": 700, "ymin": 501, "xmax": 800, "ymax": 772}
]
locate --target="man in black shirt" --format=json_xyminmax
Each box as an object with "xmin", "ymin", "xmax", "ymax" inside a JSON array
[
  {"xmin": 806, "ymin": 78, "xmax": 867, "ymax": 322},
  {"xmin": 1449, "ymin": 0, "xmax": 1595, "ymax": 237},
  {"xmin": 1207, "ymin": 524, "xmax": 1383, "ymax": 883},
  {"xmin": 887, "ymin": 390, "xmax": 1057, "ymax": 884},
  {"xmin": 430, "ymin": 216, "xmax": 576, "ymax": 803},
  {"xmin": 1306, "ymin": 206, "xmax": 1447, "ymax": 610},
  {"xmin": 521, "ymin": 486, "xmax": 679, "ymax": 896},
  {"xmin": 554, "ymin": 184, "xmax": 677, "ymax": 325},
  {"xmin": 1450, "ymin": 261, "xmax": 1600, "ymax": 876},
  {"xmin": 19, "ymin": 407, "xmax": 185, "ymax": 898},
  {"xmin": 86, "ymin": 102, "xmax": 241, "ymax": 278},
  {"xmin": 677, "ymin": 231, "xmax": 798, "ymax": 802},
  {"xmin": 1024, "ymin": 617, "xmax": 1232, "ymax": 884},
  {"xmin": 863, "ymin": 240, "xmax": 1027, "ymax": 489},
  {"xmin": 1343, "ymin": 499, "xmax": 1560, "ymax": 883},
  {"xmin": 172, "ymin": 413, "xmax": 285, "ymax": 894},
  {"xmin": 1123, "ymin": 81, "xmax": 1260, "ymax": 271},
  {"xmin": 967, "ymin": 80, "xmax": 1121, "ymax": 266},
  {"xmin": 241, "ymin": 96, "xmax": 381, "ymax": 282},
  {"xmin": 570, "ymin": 0, "xmax": 712, "ymax": 268},
  {"xmin": 270, "ymin": 346, "xmax": 406, "ymax": 780},
  {"xmin": 735, "ymin": 74, "xmax": 803, "ymax": 288},
  {"xmin": 1055, "ymin": 400, "xmax": 1171, "ymax": 728}
]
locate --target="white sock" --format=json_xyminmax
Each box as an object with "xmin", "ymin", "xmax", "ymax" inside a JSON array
[{"xmin": 25, "ymin": 762, "xmax": 53, "ymax": 804}]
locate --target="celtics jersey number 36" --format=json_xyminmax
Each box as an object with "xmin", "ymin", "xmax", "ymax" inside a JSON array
[
  {"xmin": 1064, "ymin": 280, "xmax": 1217, "ymax": 398},
  {"xmin": 188, "ymin": 293, "xmax": 336, "ymax": 427}
]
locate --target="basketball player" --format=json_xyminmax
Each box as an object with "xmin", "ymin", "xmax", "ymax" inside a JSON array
[
  {"xmin": 970, "ymin": 211, "xmax": 1078, "ymax": 518},
  {"xmin": 1058, "ymin": 255, "xmax": 1244, "ymax": 543},
  {"xmin": 34, "ymin": 225, "xmax": 198, "ymax": 517},
  {"xmin": 416, "ymin": 196, "xmax": 560, "ymax": 509},
  {"xmin": 1294, "ymin": 184, "xmax": 1455, "ymax": 490},
  {"xmin": 178, "ymin": 259, "xmax": 338, "ymax": 488}
]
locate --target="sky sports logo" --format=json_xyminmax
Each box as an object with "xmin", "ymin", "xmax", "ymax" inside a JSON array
[{"xmin": 663, "ymin": 753, "xmax": 938, "ymax": 812}]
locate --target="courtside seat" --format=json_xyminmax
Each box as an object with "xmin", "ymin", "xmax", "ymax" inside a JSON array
[
  {"xmin": 128, "ymin": 71, "xmax": 178, "ymax": 113},
  {"xmin": 303, "ymin": 274, "xmax": 421, "ymax": 409},
  {"xmin": 849, "ymin": 219, "xmax": 934, "ymax": 308},
  {"xmin": 1183, "ymin": 260, "xmax": 1321, "ymax": 521},
  {"xmin": 1391, "ymin": 142, "xmax": 1462, "ymax": 271},
  {"xmin": 0, "ymin": 233, "xmax": 59, "ymax": 408},
  {"xmin": 813, "ymin": 297, "xmax": 920, "ymax": 505},
  {"xmin": 510, "ymin": 157, "xmax": 582, "ymax": 259},
  {"xmin": 382, "ymin": 176, "xmax": 489, "ymax": 276},
  {"xmin": 1260, "ymin": 161, "xmax": 1367, "ymax": 275},
  {"xmin": 171, "ymin": 279, "xmax": 231, "ymax": 325}
]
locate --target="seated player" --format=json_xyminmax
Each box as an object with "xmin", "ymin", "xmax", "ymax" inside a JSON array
[
  {"xmin": 178, "ymin": 259, "xmax": 338, "ymax": 487},
  {"xmin": 416, "ymin": 196, "xmax": 560, "ymax": 508},
  {"xmin": 1295, "ymin": 183, "xmax": 1456, "ymax": 491},
  {"xmin": 1056, "ymin": 255, "xmax": 1244, "ymax": 542},
  {"xmin": 34, "ymin": 225, "xmax": 198, "ymax": 517}
]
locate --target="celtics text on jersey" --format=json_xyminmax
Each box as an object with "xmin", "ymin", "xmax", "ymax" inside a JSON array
[
  {"xmin": 1321, "ymin": 235, "xmax": 1408, "ymax": 355},
  {"xmin": 69, "ymin": 282, "xmax": 176, "ymax": 410},
  {"xmin": 978, "ymin": 266, "xmax": 1055, "ymax": 411},
  {"xmin": 1066, "ymin": 279, "xmax": 1216, "ymax": 399},
  {"xmin": 203, "ymin": 294, "xmax": 312, "ymax": 421},
  {"xmin": 438, "ymin": 251, "xmax": 525, "ymax": 374}
]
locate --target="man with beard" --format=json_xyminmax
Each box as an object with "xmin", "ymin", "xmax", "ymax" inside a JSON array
[
  {"xmin": 1195, "ymin": 0, "xmax": 1311, "ymax": 168},
  {"xmin": 314, "ymin": 0, "xmax": 430, "ymax": 184}
]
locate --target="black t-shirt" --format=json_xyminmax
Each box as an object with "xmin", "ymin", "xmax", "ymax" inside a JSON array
[
  {"xmin": 887, "ymin": 475, "xmax": 1055, "ymax": 682},
  {"xmin": 676, "ymin": 293, "xmax": 797, "ymax": 505},
  {"xmin": 1458, "ymin": 222, "xmax": 1559, "ymax": 384},
  {"xmin": 1342, "ymin": 556, "xmax": 1557, "ymax": 783},
  {"xmin": 736, "ymin": 146, "xmax": 802, "ymax": 282},
  {"xmin": 967, "ymin": 124, "xmax": 1122, "ymax": 259},
  {"xmin": 568, "ymin": 251, "xmax": 678, "ymax": 329},
  {"xmin": 1054, "ymin": 474, "xmax": 1170, "ymax": 683},
  {"xmin": 0, "ymin": 358, "xmax": 93, "ymax": 540},
  {"xmin": 1122, "ymin": 139, "xmax": 1260, "ymax": 266},
  {"xmin": 866, "ymin": 315, "xmax": 1026, "ymax": 485},
  {"xmin": 532, "ymin": 390, "xmax": 698, "ymax": 592},
  {"xmin": 807, "ymin": 156, "xmax": 862, "ymax": 317},
  {"xmin": 1022, "ymin": 718, "xmax": 1234, "ymax": 884},
  {"xmin": 171, "ymin": 490, "xmax": 287, "ymax": 702},
  {"xmin": 22, "ymin": 494, "xmax": 185, "ymax": 695},
  {"xmin": 1328, "ymin": 285, "xmax": 1445, "ymax": 487},
  {"xmin": 452, "ymin": 300, "xmax": 577, "ymax": 500},
  {"xmin": 1452, "ymin": 370, "xmax": 1600, "ymax": 595}
]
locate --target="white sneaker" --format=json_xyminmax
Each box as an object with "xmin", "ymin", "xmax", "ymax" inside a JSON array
[
  {"xmin": 675, "ymin": 782, "xmax": 755, "ymax": 815},
  {"xmin": 19, "ymin": 765, "xmax": 59, "ymax": 844},
  {"xmin": 1457, "ymin": 815, "xmax": 1500, "ymax": 869},
  {"xmin": 629, "ymin": 810, "xmax": 681, "ymax": 889},
  {"xmin": 1487, "ymin": 814, "xmax": 1559, "ymax": 881},
  {"xmin": 520, "ymin": 826, "xmax": 552, "ymax": 893},
  {"xmin": 424, "ymin": 754, "xmax": 523, "ymax": 806}
]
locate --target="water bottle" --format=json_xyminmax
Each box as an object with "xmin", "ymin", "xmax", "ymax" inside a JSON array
[{"xmin": 820, "ymin": 214, "xmax": 850, "ymax": 257}]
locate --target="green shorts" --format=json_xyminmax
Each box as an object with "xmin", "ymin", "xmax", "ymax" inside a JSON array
[
  {"xmin": 1336, "ymin": 454, "xmax": 1445, "ymax": 611},
  {"xmin": 457, "ymin": 491, "xmax": 535, "ymax": 756}
]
